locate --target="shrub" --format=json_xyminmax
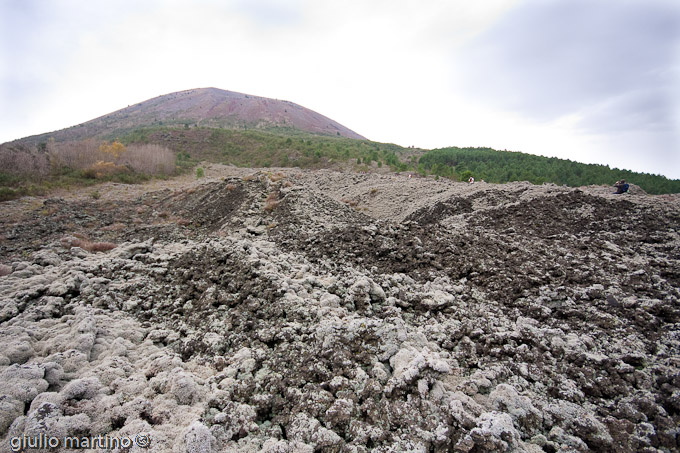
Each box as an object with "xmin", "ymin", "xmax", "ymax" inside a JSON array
[
  {"xmin": 122, "ymin": 144, "xmax": 175, "ymax": 175},
  {"xmin": 0, "ymin": 143, "xmax": 49, "ymax": 177},
  {"xmin": 48, "ymin": 139, "xmax": 102, "ymax": 169},
  {"xmin": 83, "ymin": 161, "xmax": 127, "ymax": 179},
  {"xmin": 0, "ymin": 187, "xmax": 23, "ymax": 202},
  {"xmin": 99, "ymin": 140, "xmax": 126, "ymax": 159},
  {"xmin": 196, "ymin": 167, "xmax": 205, "ymax": 178},
  {"xmin": 48, "ymin": 140, "xmax": 174, "ymax": 178}
]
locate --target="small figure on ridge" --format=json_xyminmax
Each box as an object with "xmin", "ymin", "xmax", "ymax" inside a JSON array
[{"xmin": 613, "ymin": 179, "xmax": 629, "ymax": 194}]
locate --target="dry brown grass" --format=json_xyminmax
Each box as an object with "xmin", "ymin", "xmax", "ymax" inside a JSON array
[
  {"xmin": 61, "ymin": 236, "xmax": 117, "ymax": 253},
  {"xmin": 282, "ymin": 180, "xmax": 293, "ymax": 188},
  {"xmin": 176, "ymin": 218, "xmax": 191, "ymax": 226},
  {"xmin": 84, "ymin": 241, "xmax": 117, "ymax": 252},
  {"xmin": 269, "ymin": 172, "xmax": 286, "ymax": 182},
  {"xmin": 101, "ymin": 223, "xmax": 126, "ymax": 232},
  {"xmin": 264, "ymin": 191, "xmax": 281, "ymax": 212},
  {"xmin": 242, "ymin": 174, "xmax": 258, "ymax": 181},
  {"xmin": 341, "ymin": 198, "xmax": 359, "ymax": 207},
  {"xmin": 225, "ymin": 183, "xmax": 237, "ymax": 191}
]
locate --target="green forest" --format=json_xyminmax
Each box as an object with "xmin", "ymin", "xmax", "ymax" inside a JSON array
[{"xmin": 418, "ymin": 147, "xmax": 680, "ymax": 195}]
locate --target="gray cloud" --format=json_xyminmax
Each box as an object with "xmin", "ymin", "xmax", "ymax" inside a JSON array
[{"xmin": 455, "ymin": 0, "xmax": 680, "ymax": 134}]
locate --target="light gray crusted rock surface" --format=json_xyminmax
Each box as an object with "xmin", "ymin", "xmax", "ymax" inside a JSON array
[{"xmin": 0, "ymin": 172, "xmax": 678, "ymax": 451}]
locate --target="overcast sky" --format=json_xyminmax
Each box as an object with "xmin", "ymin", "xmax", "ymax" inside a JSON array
[{"xmin": 1, "ymin": 0, "xmax": 679, "ymax": 178}]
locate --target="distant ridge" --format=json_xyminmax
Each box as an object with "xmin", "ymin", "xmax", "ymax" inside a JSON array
[{"xmin": 10, "ymin": 88, "xmax": 366, "ymax": 145}]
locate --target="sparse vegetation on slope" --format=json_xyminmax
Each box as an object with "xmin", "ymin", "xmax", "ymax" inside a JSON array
[{"xmin": 120, "ymin": 126, "xmax": 412, "ymax": 171}]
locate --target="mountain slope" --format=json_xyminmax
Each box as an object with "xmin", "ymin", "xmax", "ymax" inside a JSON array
[{"xmin": 11, "ymin": 88, "xmax": 366, "ymax": 145}]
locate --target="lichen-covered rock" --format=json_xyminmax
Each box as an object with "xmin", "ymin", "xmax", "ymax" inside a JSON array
[
  {"xmin": 211, "ymin": 401, "xmax": 257, "ymax": 440},
  {"xmin": 457, "ymin": 411, "xmax": 523, "ymax": 452},
  {"xmin": 168, "ymin": 368, "xmax": 202, "ymax": 405},
  {"xmin": 489, "ymin": 384, "xmax": 542, "ymax": 432},
  {"xmin": 0, "ymin": 170, "xmax": 678, "ymax": 451},
  {"xmin": 0, "ymin": 364, "xmax": 49, "ymax": 403},
  {"xmin": 385, "ymin": 344, "xmax": 450, "ymax": 394},
  {"xmin": 21, "ymin": 402, "xmax": 91, "ymax": 440},
  {"xmin": 0, "ymin": 396, "xmax": 23, "ymax": 435},
  {"xmin": 0, "ymin": 326, "xmax": 35, "ymax": 364},
  {"xmin": 184, "ymin": 421, "xmax": 213, "ymax": 453},
  {"xmin": 288, "ymin": 413, "xmax": 343, "ymax": 450},
  {"xmin": 32, "ymin": 249, "xmax": 61, "ymax": 267},
  {"xmin": 60, "ymin": 376, "xmax": 102, "ymax": 400},
  {"xmin": 0, "ymin": 298, "xmax": 18, "ymax": 322}
]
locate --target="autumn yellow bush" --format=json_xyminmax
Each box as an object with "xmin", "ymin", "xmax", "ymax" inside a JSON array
[{"xmin": 99, "ymin": 140, "xmax": 126, "ymax": 159}]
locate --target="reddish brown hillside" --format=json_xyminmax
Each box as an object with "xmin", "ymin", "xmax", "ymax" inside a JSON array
[{"xmin": 10, "ymin": 88, "xmax": 366, "ymax": 145}]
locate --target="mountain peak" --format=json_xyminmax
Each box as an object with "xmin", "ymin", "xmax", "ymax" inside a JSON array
[{"xmin": 12, "ymin": 88, "xmax": 366, "ymax": 145}]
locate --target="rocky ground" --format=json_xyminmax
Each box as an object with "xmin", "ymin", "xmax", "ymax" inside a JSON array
[{"xmin": 0, "ymin": 165, "xmax": 678, "ymax": 452}]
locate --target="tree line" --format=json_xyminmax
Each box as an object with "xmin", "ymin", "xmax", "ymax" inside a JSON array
[{"xmin": 418, "ymin": 147, "xmax": 680, "ymax": 194}]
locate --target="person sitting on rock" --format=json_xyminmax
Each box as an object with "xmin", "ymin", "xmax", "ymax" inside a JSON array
[
  {"xmin": 613, "ymin": 179, "xmax": 629, "ymax": 194},
  {"xmin": 468, "ymin": 176, "xmax": 475, "ymax": 184}
]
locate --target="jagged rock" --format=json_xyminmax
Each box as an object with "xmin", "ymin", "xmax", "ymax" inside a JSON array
[
  {"xmin": 184, "ymin": 421, "xmax": 213, "ymax": 453},
  {"xmin": 32, "ymin": 249, "xmax": 61, "ymax": 267},
  {"xmin": 0, "ymin": 364, "xmax": 49, "ymax": 403},
  {"xmin": 0, "ymin": 396, "xmax": 23, "ymax": 435},
  {"xmin": 60, "ymin": 376, "xmax": 102, "ymax": 400},
  {"xmin": 0, "ymin": 170, "xmax": 678, "ymax": 451}
]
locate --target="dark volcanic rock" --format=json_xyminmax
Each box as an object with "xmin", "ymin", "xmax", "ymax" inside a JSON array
[{"xmin": 0, "ymin": 170, "xmax": 678, "ymax": 452}]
